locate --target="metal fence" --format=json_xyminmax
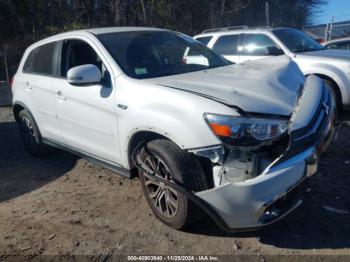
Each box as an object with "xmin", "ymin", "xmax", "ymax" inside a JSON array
[{"xmin": 0, "ymin": 81, "xmax": 12, "ymax": 107}]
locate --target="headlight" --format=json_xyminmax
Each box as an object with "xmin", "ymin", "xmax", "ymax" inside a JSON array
[{"xmin": 204, "ymin": 113, "xmax": 289, "ymax": 146}]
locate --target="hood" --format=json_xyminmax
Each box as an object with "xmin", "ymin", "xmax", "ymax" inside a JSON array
[
  {"xmin": 145, "ymin": 56, "xmax": 304, "ymax": 116},
  {"xmin": 297, "ymin": 49, "xmax": 350, "ymax": 61}
]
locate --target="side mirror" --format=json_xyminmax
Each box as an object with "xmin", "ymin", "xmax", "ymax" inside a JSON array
[{"xmin": 67, "ymin": 64, "xmax": 102, "ymax": 85}]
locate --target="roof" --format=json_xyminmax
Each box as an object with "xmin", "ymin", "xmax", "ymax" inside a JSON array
[
  {"xmin": 27, "ymin": 27, "xmax": 168, "ymax": 50},
  {"xmin": 324, "ymin": 36, "xmax": 350, "ymax": 45},
  {"xmin": 85, "ymin": 27, "xmax": 166, "ymax": 35},
  {"xmin": 195, "ymin": 26, "xmax": 292, "ymax": 37}
]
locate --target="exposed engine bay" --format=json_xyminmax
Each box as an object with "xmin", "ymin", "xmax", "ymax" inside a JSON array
[{"xmin": 189, "ymin": 136, "xmax": 289, "ymax": 188}]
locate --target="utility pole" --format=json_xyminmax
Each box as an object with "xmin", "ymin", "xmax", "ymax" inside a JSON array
[
  {"xmin": 265, "ymin": 0, "xmax": 270, "ymax": 26},
  {"xmin": 329, "ymin": 16, "xmax": 335, "ymax": 41},
  {"xmin": 324, "ymin": 23, "xmax": 329, "ymax": 42},
  {"xmin": 324, "ymin": 16, "xmax": 335, "ymax": 42}
]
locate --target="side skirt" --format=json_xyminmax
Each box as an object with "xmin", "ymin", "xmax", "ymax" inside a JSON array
[{"xmin": 42, "ymin": 138, "xmax": 132, "ymax": 178}]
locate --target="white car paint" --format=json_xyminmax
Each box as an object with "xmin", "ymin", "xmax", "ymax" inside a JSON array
[
  {"xmin": 195, "ymin": 27, "xmax": 350, "ymax": 108},
  {"xmin": 323, "ymin": 37, "xmax": 350, "ymax": 50},
  {"xmin": 11, "ymin": 27, "xmax": 335, "ymax": 230},
  {"xmin": 145, "ymin": 56, "xmax": 304, "ymax": 116}
]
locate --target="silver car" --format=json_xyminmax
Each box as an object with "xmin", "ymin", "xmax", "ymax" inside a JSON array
[{"xmin": 194, "ymin": 27, "xmax": 350, "ymax": 113}]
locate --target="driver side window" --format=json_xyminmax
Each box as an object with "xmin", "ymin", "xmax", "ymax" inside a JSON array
[
  {"xmin": 60, "ymin": 39, "xmax": 105, "ymax": 78},
  {"xmin": 242, "ymin": 34, "xmax": 283, "ymax": 56}
]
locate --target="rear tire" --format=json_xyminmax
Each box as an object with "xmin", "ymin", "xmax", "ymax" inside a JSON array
[
  {"xmin": 17, "ymin": 109, "xmax": 53, "ymax": 157},
  {"xmin": 139, "ymin": 139, "xmax": 208, "ymax": 229}
]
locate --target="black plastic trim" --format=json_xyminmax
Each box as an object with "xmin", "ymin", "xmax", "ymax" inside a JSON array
[{"xmin": 42, "ymin": 138, "xmax": 131, "ymax": 178}]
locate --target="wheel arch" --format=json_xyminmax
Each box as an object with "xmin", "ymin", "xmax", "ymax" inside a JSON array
[
  {"xmin": 127, "ymin": 130, "xmax": 171, "ymax": 176},
  {"xmin": 13, "ymin": 101, "xmax": 29, "ymax": 122},
  {"xmin": 312, "ymin": 74, "xmax": 343, "ymax": 110},
  {"xmin": 13, "ymin": 101, "xmax": 44, "ymax": 142},
  {"xmin": 302, "ymin": 65, "xmax": 349, "ymax": 107}
]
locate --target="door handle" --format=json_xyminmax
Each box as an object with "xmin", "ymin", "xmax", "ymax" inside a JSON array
[
  {"xmin": 56, "ymin": 91, "xmax": 67, "ymax": 101},
  {"xmin": 25, "ymin": 82, "xmax": 32, "ymax": 90},
  {"xmin": 117, "ymin": 104, "xmax": 128, "ymax": 110}
]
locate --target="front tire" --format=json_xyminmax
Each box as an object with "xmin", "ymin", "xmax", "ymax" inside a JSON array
[
  {"xmin": 139, "ymin": 139, "xmax": 208, "ymax": 229},
  {"xmin": 17, "ymin": 109, "xmax": 52, "ymax": 157},
  {"xmin": 323, "ymin": 79, "xmax": 341, "ymax": 121}
]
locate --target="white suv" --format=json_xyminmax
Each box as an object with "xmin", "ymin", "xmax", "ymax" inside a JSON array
[
  {"xmin": 194, "ymin": 26, "xmax": 350, "ymax": 113},
  {"xmin": 12, "ymin": 27, "xmax": 336, "ymax": 231}
]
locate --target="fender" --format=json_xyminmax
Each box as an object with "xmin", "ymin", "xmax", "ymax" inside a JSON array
[
  {"xmin": 13, "ymin": 101, "xmax": 35, "ymax": 122},
  {"xmin": 157, "ymin": 84, "xmax": 247, "ymax": 116},
  {"xmin": 120, "ymin": 109, "xmax": 223, "ymax": 168},
  {"xmin": 300, "ymin": 64, "xmax": 350, "ymax": 105},
  {"xmin": 116, "ymin": 75, "xmax": 240, "ymax": 168}
]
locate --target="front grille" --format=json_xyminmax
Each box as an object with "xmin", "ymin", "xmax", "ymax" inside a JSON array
[{"xmin": 289, "ymin": 85, "xmax": 333, "ymax": 152}]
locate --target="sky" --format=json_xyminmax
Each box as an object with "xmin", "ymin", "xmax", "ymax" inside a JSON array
[{"xmin": 314, "ymin": 0, "xmax": 350, "ymax": 25}]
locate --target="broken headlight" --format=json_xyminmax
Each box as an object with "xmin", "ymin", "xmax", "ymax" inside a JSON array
[{"xmin": 204, "ymin": 113, "xmax": 289, "ymax": 146}]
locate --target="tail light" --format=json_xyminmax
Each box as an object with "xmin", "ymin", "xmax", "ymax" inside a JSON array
[{"xmin": 9, "ymin": 76, "xmax": 14, "ymax": 89}]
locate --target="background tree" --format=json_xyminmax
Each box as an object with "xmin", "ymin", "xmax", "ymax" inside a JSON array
[{"xmin": 0, "ymin": 0, "xmax": 326, "ymax": 80}]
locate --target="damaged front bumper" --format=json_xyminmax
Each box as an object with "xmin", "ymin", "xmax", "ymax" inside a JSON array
[
  {"xmin": 191, "ymin": 76, "xmax": 337, "ymax": 231},
  {"xmin": 195, "ymin": 146, "xmax": 318, "ymax": 230}
]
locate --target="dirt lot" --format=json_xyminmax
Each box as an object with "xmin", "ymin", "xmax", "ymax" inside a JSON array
[{"xmin": 0, "ymin": 106, "xmax": 350, "ymax": 260}]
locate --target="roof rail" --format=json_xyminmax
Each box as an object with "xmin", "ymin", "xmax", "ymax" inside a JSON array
[{"xmin": 201, "ymin": 26, "xmax": 249, "ymax": 34}]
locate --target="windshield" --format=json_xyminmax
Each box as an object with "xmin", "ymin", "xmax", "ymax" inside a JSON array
[
  {"xmin": 273, "ymin": 29, "xmax": 324, "ymax": 53},
  {"xmin": 97, "ymin": 31, "xmax": 230, "ymax": 79}
]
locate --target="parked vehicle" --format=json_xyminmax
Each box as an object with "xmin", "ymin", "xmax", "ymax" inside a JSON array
[
  {"xmin": 194, "ymin": 26, "xmax": 350, "ymax": 112},
  {"xmin": 11, "ymin": 27, "xmax": 336, "ymax": 231},
  {"xmin": 324, "ymin": 37, "xmax": 350, "ymax": 50}
]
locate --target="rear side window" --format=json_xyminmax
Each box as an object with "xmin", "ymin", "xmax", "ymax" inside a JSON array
[
  {"xmin": 23, "ymin": 42, "xmax": 56, "ymax": 75},
  {"xmin": 23, "ymin": 51, "xmax": 34, "ymax": 73},
  {"xmin": 213, "ymin": 35, "xmax": 240, "ymax": 55},
  {"xmin": 196, "ymin": 36, "xmax": 212, "ymax": 46}
]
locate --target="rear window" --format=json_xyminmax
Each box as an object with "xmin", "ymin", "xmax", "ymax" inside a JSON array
[
  {"xmin": 195, "ymin": 36, "xmax": 212, "ymax": 46},
  {"xmin": 23, "ymin": 42, "xmax": 56, "ymax": 75},
  {"xmin": 213, "ymin": 35, "xmax": 240, "ymax": 55}
]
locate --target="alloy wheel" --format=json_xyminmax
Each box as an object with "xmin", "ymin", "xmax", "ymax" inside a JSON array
[{"xmin": 142, "ymin": 155, "xmax": 179, "ymax": 218}]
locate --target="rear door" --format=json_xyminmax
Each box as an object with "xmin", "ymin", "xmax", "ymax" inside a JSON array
[
  {"xmin": 212, "ymin": 34, "xmax": 241, "ymax": 63},
  {"xmin": 52, "ymin": 37, "xmax": 120, "ymax": 163},
  {"xmin": 21, "ymin": 41, "xmax": 62, "ymax": 141},
  {"xmin": 239, "ymin": 33, "xmax": 284, "ymax": 63}
]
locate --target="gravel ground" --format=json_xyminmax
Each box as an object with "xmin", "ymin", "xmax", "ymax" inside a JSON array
[{"xmin": 0, "ymin": 106, "xmax": 350, "ymax": 260}]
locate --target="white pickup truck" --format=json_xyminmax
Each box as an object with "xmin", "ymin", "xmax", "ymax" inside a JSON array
[
  {"xmin": 11, "ymin": 27, "xmax": 336, "ymax": 231},
  {"xmin": 194, "ymin": 27, "xmax": 350, "ymax": 113}
]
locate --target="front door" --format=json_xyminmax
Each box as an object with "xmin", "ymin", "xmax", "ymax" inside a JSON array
[
  {"xmin": 53, "ymin": 38, "xmax": 120, "ymax": 163},
  {"xmin": 239, "ymin": 33, "xmax": 284, "ymax": 63}
]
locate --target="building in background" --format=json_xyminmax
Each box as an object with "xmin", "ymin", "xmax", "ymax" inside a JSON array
[{"xmin": 304, "ymin": 20, "xmax": 350, "ymax": 43}]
